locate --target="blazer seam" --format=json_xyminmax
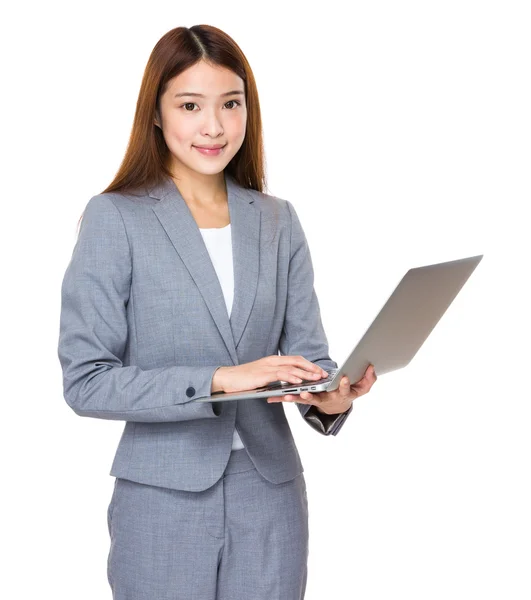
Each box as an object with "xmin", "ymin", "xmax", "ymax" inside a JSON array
[
  {"xmin": 285, "ymin": 200, "xmax": 331, "ymax": 432},
  {"xmin": 107, "ymin": 195, "xmax": 133, "ymax": 257},
  {"xmin": 106, "ymin": 195, "xmax": 139, "ymax": 366},
  {"xmin": 284, "ymin": 200, "xmax": 294, "ymax": 353},
  {"xmin": 104, "ymin": 196, "xmax": 138, "ymax": 476}
]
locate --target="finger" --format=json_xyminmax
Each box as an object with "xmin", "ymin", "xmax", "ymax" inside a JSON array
[
  {"xmin": 367, "ymin": 364, "xmax": 377, "ymax": 382},
  {"xmin": 277, "ymin": 356, "xmax": 327, "ymax": 378},
  {"xmin": 355, "ymin": 366, "xmax": 376, "ymax": 389},
  {"xmin": 340, "ymin": 376, "xmax": 351, "ymax": 397},
  {"xmin": 296, "ymin": 391, "xmax": 317, "ymax": 403},
  {"xmin": 351, "ymin": 378, "xmax": 373, "ymax": 395},
  {"xmin": 268, "ymin": 390, "xmax": 320, "ymax": 404},
  {"xmin": 267, "ymin": 394, "xmax": 302, "ymax": 403}
]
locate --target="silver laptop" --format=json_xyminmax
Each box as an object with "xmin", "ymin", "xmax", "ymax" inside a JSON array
[{"xmin": 193, "ymin": 254, "xmax": 483, "ymax": 403}]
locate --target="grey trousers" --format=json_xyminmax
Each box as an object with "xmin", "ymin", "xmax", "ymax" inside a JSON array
[{"xmin": 107, "ymin": 447, "xmax": 309, "ymax": 599}]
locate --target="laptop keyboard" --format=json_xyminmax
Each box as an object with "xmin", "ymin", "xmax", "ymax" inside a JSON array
[
  {"xmin": 298, "ymin": 368, "xmax": 338, "ymax": 385},
  {"xmin": 257, "ymin": 368, "xmax": 338, "ymax": 391}
]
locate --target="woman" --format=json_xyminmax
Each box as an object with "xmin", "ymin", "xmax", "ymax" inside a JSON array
[{"xmin": 58, "ymin": 24, "xmax": 377, "ymax": 599}]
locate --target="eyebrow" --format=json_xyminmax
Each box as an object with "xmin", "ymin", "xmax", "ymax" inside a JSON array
[{"xmin": 174, "ymin": 90, "xmax": 245, "ymax": 98}]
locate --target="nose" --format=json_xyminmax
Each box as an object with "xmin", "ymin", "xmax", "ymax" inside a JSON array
[{"xmin": 201, "ymin": 108, "xmax": 224, "ymax": 138}]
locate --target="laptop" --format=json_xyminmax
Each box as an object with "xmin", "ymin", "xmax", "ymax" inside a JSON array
[{"xmin": 193, "ymin": 254, "xmax": 483, "ymax": 403}]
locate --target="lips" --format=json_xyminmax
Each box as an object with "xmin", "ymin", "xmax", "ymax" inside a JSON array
[{"xmin": 193, "ymin": 144, "xmax": 226, "ymax": 156}]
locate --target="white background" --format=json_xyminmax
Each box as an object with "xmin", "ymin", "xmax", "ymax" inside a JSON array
[{"xmin": 2, "ymin": 1, "xmax": 530, "ymax": 598}]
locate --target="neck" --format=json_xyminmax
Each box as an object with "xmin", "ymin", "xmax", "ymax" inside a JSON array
[{"xmin": 170, "ymin": 169, "xmax": 227, "ymax": 208}]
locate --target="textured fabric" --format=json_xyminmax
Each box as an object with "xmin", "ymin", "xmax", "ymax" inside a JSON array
[
  {"xmin": 107, "ymin": 448, "xmax": 309, "ymax": 599},
  {"xmin": 198, "ymin": 224, "xmax": 244, "ymax": 450},
  {"xmin": 57, "ymin": 173, "xmax": 354, "ymax": 492}
]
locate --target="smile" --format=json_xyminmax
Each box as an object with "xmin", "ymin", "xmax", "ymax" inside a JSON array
[{"xmin": 193, "ymin": 145, "xmax": 226, "ymax": 156}]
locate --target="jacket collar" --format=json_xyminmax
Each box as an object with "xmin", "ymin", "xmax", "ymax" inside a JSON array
[{"xmin": 149, "ymin": 173, "xmax": 260, "ymax": 366}]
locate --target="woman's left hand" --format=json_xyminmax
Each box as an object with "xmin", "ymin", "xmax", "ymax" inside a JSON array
[{"xmin": 267, "ymin": 364, "xmax": 377, "ymax": 415}]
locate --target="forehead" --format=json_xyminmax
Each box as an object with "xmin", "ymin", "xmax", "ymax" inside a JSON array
[{"xmin": 166, "ymin": 62, "xmax": 244, "ymax": 95}]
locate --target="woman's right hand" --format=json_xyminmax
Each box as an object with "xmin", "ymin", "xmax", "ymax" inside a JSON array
[{"xmin": 212, "ymin": 355, "xmax": 329, "ymax": 394}]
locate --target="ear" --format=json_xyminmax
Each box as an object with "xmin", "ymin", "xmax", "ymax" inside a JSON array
[{"xmin": 154, "ymin": 109, "xmax": 161, "ymax": 129}]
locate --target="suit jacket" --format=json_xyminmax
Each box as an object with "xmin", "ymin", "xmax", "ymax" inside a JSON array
[{"xmin": 57, "ymin": 173, "xmax": 353, "ymax": 492}]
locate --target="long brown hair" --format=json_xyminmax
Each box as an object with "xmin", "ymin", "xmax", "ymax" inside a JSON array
[
  {"xmin": 102, "ymin": 25, "xmax": 266, "ymax": 193},
  {"xmin": 78, "ymin": 25, "xmax": 269, "ymax": 229}
]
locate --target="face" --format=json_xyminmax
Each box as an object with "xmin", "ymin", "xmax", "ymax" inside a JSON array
[{"xmin": 155, "ymin": 60, "xmax": 247, "ymax": 178}]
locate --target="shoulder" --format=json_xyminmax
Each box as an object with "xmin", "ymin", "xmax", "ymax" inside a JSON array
[
  {"xmin": 244, "ymin": 187, "xmax": 295, "ymax": 223},
  {"xmin": 246, "ymin": 188, "xmax": 304, "ymax": 237},
  {"xmin": 81, "ymin": 188, "xmax": 158, "ymax": 222},
  {"xmin": 106, "ymin": 189, "xmax": 158, "ymax": 215}
]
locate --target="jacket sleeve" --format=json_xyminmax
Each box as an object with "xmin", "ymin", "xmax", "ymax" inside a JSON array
[
  {"xmin": 278, "ymin": 200, "xmax": 353, "ymax": 436},
  {"xmin": 57, "ymin": 194, "xmax": 223, "ymax": 422}
]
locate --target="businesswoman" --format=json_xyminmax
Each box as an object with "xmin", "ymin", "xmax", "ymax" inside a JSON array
[{"xmin": 58, "ymin": 24, "xmax": 377, "ymax": 600}]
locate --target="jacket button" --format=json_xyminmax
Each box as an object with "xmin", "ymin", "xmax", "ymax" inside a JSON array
[{"xmin": 186, "ymin": 387, "xmax": 196, "ymax": 398}]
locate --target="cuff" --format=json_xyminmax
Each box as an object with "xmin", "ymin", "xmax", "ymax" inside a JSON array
[{"xmin": 300, "ymin": 402, "xmax": 354, "ymax": 436}]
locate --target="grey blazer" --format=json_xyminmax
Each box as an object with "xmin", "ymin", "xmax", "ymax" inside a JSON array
[{"xmin": 57, "ymin": 173, "xmax": 353, "ymax": 492}]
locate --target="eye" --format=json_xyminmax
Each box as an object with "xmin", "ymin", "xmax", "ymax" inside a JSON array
[
  {"xmin": 180, "ymin": 100, "xmax": 242, "ymax": 111},
  {"xmin": 225, "ymin": 99, "xmax": 241, "ymax": 109}
]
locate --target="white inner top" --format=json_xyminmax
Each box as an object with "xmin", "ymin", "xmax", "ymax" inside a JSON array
[{"xmin": 198, "ymin": 224, "xmax": 244, "ymax": 450}]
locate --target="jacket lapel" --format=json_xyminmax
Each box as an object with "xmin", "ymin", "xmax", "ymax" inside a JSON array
[{"xmin": 149, "ymin": 174, "xmax": 260, "ymax": 366}]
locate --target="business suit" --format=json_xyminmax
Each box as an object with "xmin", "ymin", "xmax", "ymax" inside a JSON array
[{"xmin": 58, "ymin": 173, "xmax": 354, "ymax": 597}]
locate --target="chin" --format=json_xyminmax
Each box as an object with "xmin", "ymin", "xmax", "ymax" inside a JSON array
[{"xmin": 192, "ymin": 164, "xmax": 228, "ymax": 176}]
